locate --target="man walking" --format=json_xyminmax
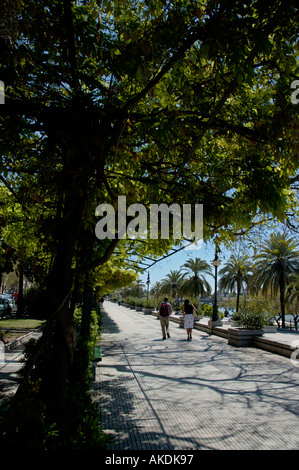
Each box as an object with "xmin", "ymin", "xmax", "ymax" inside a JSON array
[{"xmin": 158, "ymin": 297, "xmax": 173, "ymax": 340}]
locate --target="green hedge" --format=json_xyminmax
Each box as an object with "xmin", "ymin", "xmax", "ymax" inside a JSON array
[
  {"xmin": 121, "ymin": 296, "xmax": 205, "ymax": 314},
  {"xmin": 239, "ymin": 299, "xmax": 272, "ymax": 329},
  {"xmin": 0, "ymin": 304, "xmax": 110, "ymax": 450},
  {"xmin": 121, "ymin": 296, "xmax": 158, "ymax": 309}
]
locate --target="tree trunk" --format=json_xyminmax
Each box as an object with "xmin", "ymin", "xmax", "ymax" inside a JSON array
[
  {"xmin": 46, "ymin": 201, "xmax": 84, "ymax": 421},
  {"xmin": 80, "ymin": 272, "xmax": 94, "ymax": 340},
  {"xmin": 236, "ymin": 280, "xmax": 241, "ymax": 312},
  {"xmin": 16, "ymin": 265, "xmax": 24, "ymax": 318},
  {"xmin": 52, "ymin": 320, "xmax": 68, "ymax": 424},
  {"xmin": 279, "ymin": 274, "xmax": 286, "ymax": 328},
  {"xmin": 44, "ymin": 138, "xmax": 89, "ymax": 422},
  {"xmin": 69, "ymin": 273, "xmax": 79, "ymax": 318}
]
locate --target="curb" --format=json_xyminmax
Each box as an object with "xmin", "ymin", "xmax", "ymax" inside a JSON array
[
  {"xmin": 155, "ymin": 311, "xmax": 299, "ymax": 360},
  {"xmin": 5, "ymin": 327, "xmax": 43, "ymax": 351}
]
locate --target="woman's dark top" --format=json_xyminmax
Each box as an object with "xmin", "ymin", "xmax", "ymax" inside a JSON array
[{"xmin": 184, "ymin": 304, "xmax": 193, "ymax": 314}]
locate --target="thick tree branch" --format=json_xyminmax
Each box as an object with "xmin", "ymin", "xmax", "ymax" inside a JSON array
[
  {"xmin": 73, "ymin": 238, "xmax": 120, "ymax": 275},
  {"xmin": 182, "ymin": 117, "xmax": 264, "ymax": 142}
]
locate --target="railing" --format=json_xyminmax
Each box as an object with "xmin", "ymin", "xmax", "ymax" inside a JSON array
[{"xmin": 275, "ymin": 317, "xmax": 299, "ymax": 331}]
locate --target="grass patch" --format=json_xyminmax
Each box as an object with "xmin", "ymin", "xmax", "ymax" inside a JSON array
[{"xmin": 0, "ymin": 318, "xmax": 45, "ymax": 330}]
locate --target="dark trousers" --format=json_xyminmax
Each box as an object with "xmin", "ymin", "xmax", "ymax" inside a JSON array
[{"xmin": 159, "ymin": 316, "xmax": 169, "ymax": 338}]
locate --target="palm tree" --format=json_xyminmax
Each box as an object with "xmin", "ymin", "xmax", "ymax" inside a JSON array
[
  {"xmin": 150, "ymin": 281, "xmax": 164, "ymax": 299},
  {"xmin": 160, "ymin": 270, "xmax": 185, "ymax": 298},
  {"xmin": 129, "ymin": 279, "xmax": 145, "ymax": 297},
  {"xmin": 180, "ymin": 257, "xmax": 212, "ymax": 298},
  {"xmin": 286, "ymin": 272, "xmax": 299, "ymax": 312},
  {"xmin": 250, "ymin": 232, "xmax": 299, "ymax": 328},
  {"xmin": 219, "ymin": 254, "xmax": 252, "ymax": 312}
]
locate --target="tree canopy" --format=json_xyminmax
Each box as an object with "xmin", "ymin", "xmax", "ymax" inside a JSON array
[
  {"xmin": 219, "ymin": 254, "xmax": 252, "ymax": 311},
  {"xmin": 1, "ymin": 0, "xmax": 298, "ymax": 257},
  {"xmin": 250, "ymin": 232, "xmax": 299, "ymax": 327}
]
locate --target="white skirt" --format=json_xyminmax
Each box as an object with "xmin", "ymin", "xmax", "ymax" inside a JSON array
[{"xmin": 184, "ymin": 314, "xmax": 194, "ymax": 329}]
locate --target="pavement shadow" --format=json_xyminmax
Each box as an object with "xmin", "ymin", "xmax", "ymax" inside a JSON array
[
  {"xmin": 95, "ymin": 365, "xmax": 203, "ymax": 450},
  {"xmin": 100, "ymin": 307, "xmax": 121, "ymax": 335},
  {"xmin": 95, "ymin": 303, "xmax": 299, "ymax": 450}
]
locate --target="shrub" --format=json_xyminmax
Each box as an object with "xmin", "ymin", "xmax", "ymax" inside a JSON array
[
  {"xmin": 239, "ymin": 299, "xmax": 270, "ymax": 329},
  {"xmin": 126, "ymin": 296, "xmax": 136, "ymax": 306},
  {"xmin": 202, "ymin": 304, "xmax": 213, "ymax": 316},
  {"xmin": 231, "ymin": 311, "xmax": 241, "ymax": 322},
  {"xmin": 142, "ymin": 298, "xmax": 157, "ymax": 309},
  {"xmin": 0, "ymin": 306, "xmax": 110, "ymax": 450},
  {"xmin": 191, "ymin": 298, "xmax": 202, "ymax": 314}
]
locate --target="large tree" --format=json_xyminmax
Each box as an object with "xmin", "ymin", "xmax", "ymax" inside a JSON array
[
  {"xmin": 219, "ymin": 254, "xmax": 252, "ymax": 312},
  {"xmin": 250, "ymin": 232, "xmax": 299, "ymax": 328},
  {"xmin": 180, "ymin": 257, "xmax": 212, "ymax": 297},
  {"xmin": 0, "ymin": 0, "xmax": 298, "ymax": 437},
  {"xmin": 160, "ymin": 269, "xmax": 185, "ymax": 297}
]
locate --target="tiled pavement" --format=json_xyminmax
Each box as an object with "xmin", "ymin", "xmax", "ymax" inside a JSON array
[
  {"xmin": 96, "ymin": 301, "xmax": 299, "ymax": 451},
  {"xmin": 1, "ymin": 305, "xmax": 299, "ymax": 452}
]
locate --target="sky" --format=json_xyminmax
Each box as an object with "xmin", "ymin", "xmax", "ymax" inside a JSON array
[
  {"xmin": 139, "ymin": 239, "xmax": 232, "ymax": 295},
  {"xmin": 138, "ymin": 221, "xmax": 294, "ymax": 294}
]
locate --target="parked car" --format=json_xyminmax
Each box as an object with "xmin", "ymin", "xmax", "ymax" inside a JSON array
[
  {"xmin": 1, "ymin": 294, "xmax": 14, "ymax": 308},
  {"xmin": 0, "ymin": 297, "xmax": 12, "ymax": 316}
]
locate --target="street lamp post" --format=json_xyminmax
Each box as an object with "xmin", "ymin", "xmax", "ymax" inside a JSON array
[
  {"xmin": 146, "ymin": 272, "xmax": 150, "ymax": 300},
  {"xmin": 211, "ymin": 250, "xmax": 221, "ymax": 322}
]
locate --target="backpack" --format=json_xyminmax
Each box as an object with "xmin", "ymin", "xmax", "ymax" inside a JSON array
[{"xmin": 160, "ymin": 303, "xmax": 168, "ymax": 317}]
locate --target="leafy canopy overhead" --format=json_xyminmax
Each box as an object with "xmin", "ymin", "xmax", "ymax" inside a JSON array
[{"xmin": 0, "ymin": 0, "xmax": 298, "ymax": 274}]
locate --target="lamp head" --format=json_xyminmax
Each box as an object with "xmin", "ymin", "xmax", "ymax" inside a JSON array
[{"xmin": 211, "ymin": 256, "xmax": 221, "ymax": 267}]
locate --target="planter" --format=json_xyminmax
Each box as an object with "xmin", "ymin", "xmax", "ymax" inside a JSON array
[
  {"xmin": 135, "ymin": 306, "xmax": 143, "ymax": 312},
  {"xmin": 228, "ymin": 327, "xmax": 263, "ymax": 347},
  {"xmin": 194, "ymin": 314, "xmax": 204, "ymax": 322},
  {"xmin": 208, "ymin": 319, "xmax": 222, "ymax": 328},
  {"xmin": 142, "ymin": 308, "xmax": 153, "ymax": 314},
  {"xmin": 262, "ymin": 325, "xmax": 277, "ymax": 333},
  {"xmin": 229, "ymin": 320, "xmax": 241, "ymax": 327}
]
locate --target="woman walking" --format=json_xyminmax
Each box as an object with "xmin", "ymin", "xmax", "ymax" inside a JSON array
[{"xmin": 183, "ymin": 299, "xmax": 196, "ymax": 340}]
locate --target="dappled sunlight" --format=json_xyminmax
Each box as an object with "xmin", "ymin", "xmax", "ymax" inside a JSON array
[{"xmin": 96, "ymin": 302, "xmax": 299, "ymax": 450}]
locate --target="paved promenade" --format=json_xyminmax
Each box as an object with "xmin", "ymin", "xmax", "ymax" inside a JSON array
[
  {"xmin": 0, "ymin": 344, "xmax": 24, "ymax": 421},
  {"xmin": 96, "ymin": 301, "xmax": 299, "ymax": 451}
]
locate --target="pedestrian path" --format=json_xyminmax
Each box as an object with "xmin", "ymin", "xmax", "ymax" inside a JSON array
[
  {"xmin": 0, "ymin": 344, "xmax": 24, "ymax": 424},
  {"xmin": 96, "ymin": 301, "xmax": 299, "ymax": 450}
]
